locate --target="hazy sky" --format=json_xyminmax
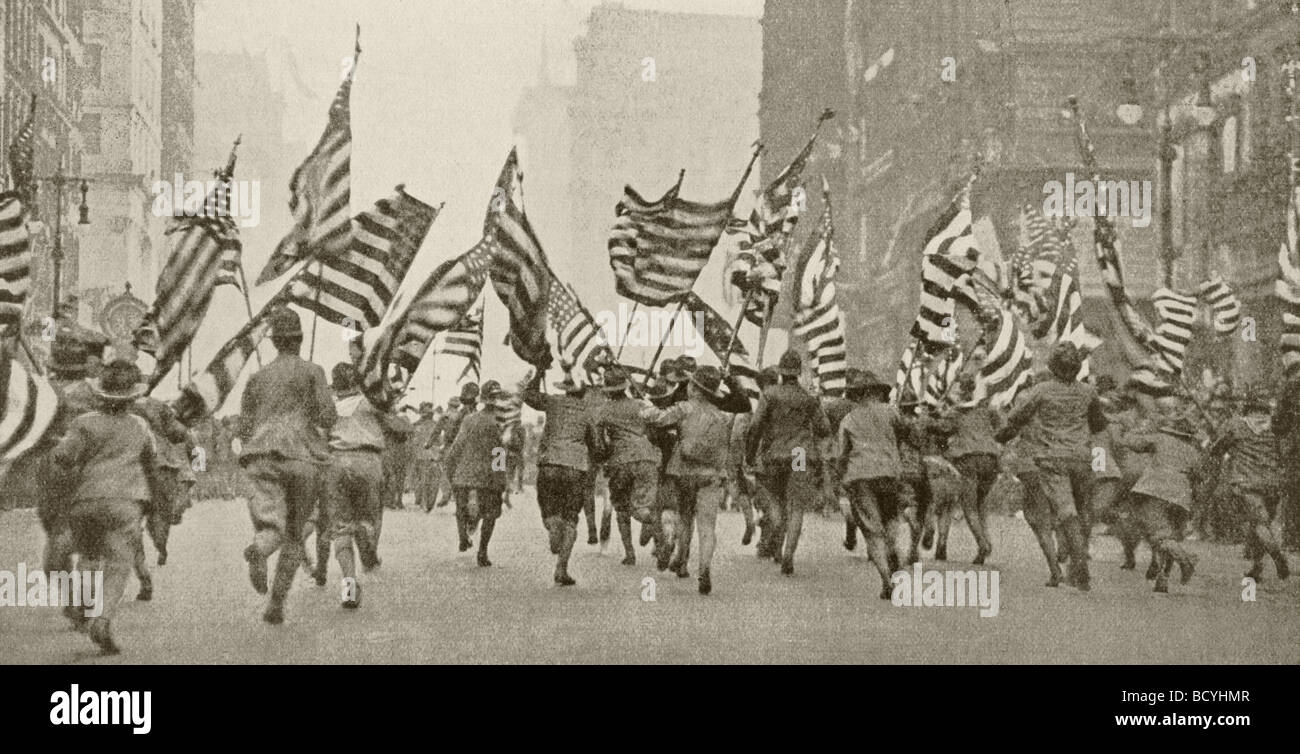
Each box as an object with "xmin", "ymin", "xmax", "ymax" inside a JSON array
[{"xmin": 192, "ymin": 0, "xmax": 766, "ymax": 406}]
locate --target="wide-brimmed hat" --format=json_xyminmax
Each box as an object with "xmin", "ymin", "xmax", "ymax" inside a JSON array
[
  {"xmin": 50, "ymin": 339, "xmax": 89, "ymax": 378},
  {"xmin": 676, "ymin": 356, "xmax": 698, "ymax": 375},
  {"xmin": 658, "ymin": 358, "xmax": 688, "ymax": 384},
  {"xmin": 447, "ymin": 396, "xmax": 462, "ymax": 409},
  {"xmin": 269, "ymin": 307, "xmax": 303, "ymax": 339},
  {"xmin": 847, "ymin": 369, "xmax": 891, "ymax": 397},
  {"xmin": 479, "ymin": 380, "xmax": 503, "ymax": 402},
  {"xmin": 776, "ymin": 349, "xmax": 802, "ymax": 377},
  {"xmin": 757, "ymin": 366, "xmax": 779, "ymax": 388},
  {"xmin": 459, "ymin": 382, "xmax": 480, "ymax": 401},
  {"xmin": 601, "ymin": 367, "xmax": 631, "ymax": 393},
  {"xmin": 89, "ymin": 360, "xmax": 147, "ymax": 403},
  {"xmin": 689, "ymin": 365, "xmax": 726, "ymax": 399},
  {"xmin": 1047, "ymin": 342, "xmax": 1083, "ymax": 381}
]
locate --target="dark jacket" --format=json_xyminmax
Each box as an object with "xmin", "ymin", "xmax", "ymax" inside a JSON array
[
  {"xmin": 524, "ymin": 386, "xmax": 602, "ymax": 472},
  {"xmin": 745, "ymin": 381, "xmax": 831, "ymax": 466},
  {"xmin": 938, "ymin": 404, "xmax": 1001, "ymax": 460},
  {"xmin": 444, "ymin": 407, "xmax": 507, "ymax": 489},
  {"xmin": 597, "ymin": 395, "xmax": 660, "ymax": 467},
  {"xmin": 838, "ymin": 401, "xmax": 905, "ymax": 483},
  {"xmin": 238, "ymin": 353, "xmax": 336, "ymax": 464},
  {"xmin": 1121, "ymin": 426, "xmax": 1202, "ymax": 510},
  {"xmin": 52, "ymin": 410, "xmax": 158, "ymax": 502},
  {"xmin": 994, "ymin": 379, "xmax": 1106, "ymax": 463}
]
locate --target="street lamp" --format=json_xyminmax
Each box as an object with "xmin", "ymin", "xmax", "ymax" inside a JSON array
[{"xmin": 34, "ymin": 157, "xmax": 92, "ymax": 317}]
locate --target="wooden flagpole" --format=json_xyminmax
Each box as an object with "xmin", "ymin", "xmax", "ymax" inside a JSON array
[
  {"xmin": 643, "ymin": 299, "xmax": 686, "ymax": 379},
  {"xmin": 307, "ymin": 259, "xmax": 324, "ymax": 362},
  {"xmin": 234, "ymin": 260, "xmax": 262, "ymax": 367}
]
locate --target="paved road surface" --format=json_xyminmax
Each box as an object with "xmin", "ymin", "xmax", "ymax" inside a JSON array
[{"xmin": 1, "ymin": 489, "xmax": 1296, "ymax": 664}]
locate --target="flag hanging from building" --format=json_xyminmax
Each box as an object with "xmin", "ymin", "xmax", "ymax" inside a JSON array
[
  {"xmin": 141, "ymin": 158, "xmax": 243, "ymax": 390},
  {"xmin": 547, "ymin": 277, "xmax": 615, "ymax": 380},
  {"xmin": 356, "ymin": 237, "xmax": 494, "ymax": 408},
  {"xmin": 609, "ymin": 148, "xmax": 759, "ymax": 307},
  {"xmin": 682, "ymin": 292, "xmax": 760, "ymax": 404},
  {"xmin": 288, "ymin": 186, "xmax": 439, "ymax": 329},
  {"xmin": 791, "ymin": 178, "xmax": 846, "ymax": 394},
  {"xmin": 483, "ymin": 148, "xmax": 551, "ymax": 368},
  {"xmin": 257, "ymin": 32, "xmax": 359, "ymax": 284},
  {"xmin": 433, "ymin": 297, "xmax": 484, "ymax": 383},
  {"xmin": 0, "ymin": 345, "xmax": 58, "ymax": 471},
  {"xmin": 0, "ymin": 192, "xmax": 33, "ymax": 326}
]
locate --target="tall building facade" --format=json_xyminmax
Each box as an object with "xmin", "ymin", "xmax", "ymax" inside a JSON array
[
  {"xmin": 760, "ymin": 0, "xmax": 1169, "ymax": 376},
  {"xmin": 160, "ymin": 0, "xmax": 195, "ymax": 180},
  {"xmin": 565, "ymin": 4, "xmax": 761, "ymax": 328},
  {"xmin": 2, "ymin": 0, "xmax": 87, "ymax": 322},
  {"xmin": 78, "ymin": 0, "xmax": 165, "ymax": 311}
]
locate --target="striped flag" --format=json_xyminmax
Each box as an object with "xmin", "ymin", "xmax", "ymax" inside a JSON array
[
  {"xmin": 726, "ymin": 110, "xmax": 833, "ymax": 326},
  {"xmin": 6, "ymin": 94, "xmax": 36, "ymax": 208},
  {"xmin": 791, "ymin": 179, "xmax": 846, "ymax": 394},
  {"xmin": 1197, "ymin": 274, "xmax": 1241, "ymax": 336},
  {"xmin": 609, "ymin": 150, "xmax": 756, "ymax": 307},
  {"xmin": 289, "ymin": 186, "xmax": 439, "ymax": 329},
  {"xmin": 0, "ymin": 192, "xmax": 33, "ymax": 326},
  {"xmin": 432, "ymin": 297, "xmax": 484, "ymax": 383},
  {"xmin": 1011, "ymin": 203, "xmax": 1064, "ymax": 322},
  {"xmin": 968, "ymin": 307, "xmax": 1034, "ymax": 409},
  {"xmin": 172, "ymin": 314, "xmax": 272, "ymax": 426},
  {"xmin": 257, "ymin": 37, "xmax": 358, "ymax": 284},
  {"xmin": 547, "ymin": 278, "xmax": 615, "ymax": 381},
  {"xmin": 1150, "ymin": 287, "xmax": 1198, "ymax": 375},
  {"xmin": 142, "ymin": 169, "xmax": 243, "ymax": 389},
  {"xmin": 0, "ymin": 345, "xmax": 58, "ymax": 471},
  {"xmin": 892, "ymin": 342, "xmax": 924, "ymax": 405},
  {"xmin": 682, "ymin": 292, "xmax": 760, "ymax": 404},
  {"xmin": 357, "ymin": 237, "xmax": 494, "ymax": 409},
  {"xmin": 483, "ymin": 148, "xmax": 551, "ymax": 367},
  {"xmin": 925, "ymin": 348, "xmax": 964, "ymax": 406},
  {"xmin": 1276, "ymin": 182, "xmax": 1300, "ymax": 379},
  {"xmin": 215, "ymin": 245, "xmax": 244, "ymax": 290},
  {"xmin": 922, "ymin": 181, "xmax": 979, "ymax": 260},
  {"xmin": 910, "ymin": 253, "xmax": 975, "ymax": 352}
]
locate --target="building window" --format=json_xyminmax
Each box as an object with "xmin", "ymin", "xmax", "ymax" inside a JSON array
[
  {"xmin": 85, "ymin": 44, "xmax": 103, "ymax": 87},
  {"xmin": 1221, "ymin": 115, "xmax": 1237, "ymax": 173},
  {"xmin": 82, "ymin": 113, "xmax": 101, "ymax": 154}
]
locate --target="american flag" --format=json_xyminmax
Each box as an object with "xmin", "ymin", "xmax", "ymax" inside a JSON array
[
  {"xmin": 791, "ymin": 179, "xmax": 846, "ymax": 394},
  {"xmin": 215, "ymin": 245, "xmax": 244, "ymax": 291},
  {"xmin": 967, "ymin": 307, "xmax": 1033, "ymax": 409},
  {"xmin": 0, "ymin": 192, "xmax": 33, "ymax": 326},
  {"xmin": 909, "ymin": 180, "xmax": 981, "ymax": 353},
  {"xmin": 257, "ymin": 35, "xmax": 358, "ymax": 284},
  {"xmin": 172, "ymin": 313, "xmax": 273, "ymax": 426},
  {"xmin": 1197, "ymin": 274, "xmax": 1242, "ymax": 336},
  {"xmin": 1150, "ymin": 287, "xmax": 1199, "ymax": 376},
  {"xmin": 682, "ymin": 292, "xmax": 760, "ymax": 405},
  {"xmin": 547, "ymin": 278, "xmax": 614, "ymax": 379},
  {"xmin": 0, "ymin": 343, "xmax": 58, "ymax": 472},
  {"xmin": 725, "ymin": 110, "xmax": 833, "ymax": 326},
  {"xmin": 141, "ymin": 162, "xmax": 243, "ymax": 389},
  {"xmin": 1011, "ymin": 203, "xmax": 1064, "ymax": 322},
  {"xmin": 289, "ymin": 186, "xmax": 439, "ymax": 329},
  {"xmin": 609, "ymin": 151, "xmax": 756, "ymax": 308},
  {"xmin": 433, "ymin": 297, "xmax": 484, "ymax": 383},
  {"xmin": 357, "ymin": 237, "xmax": 493, "ymax": 409},
  {"xmin": 1032, "ymin": 235, "xmax": 1101, "ymax": 379},
  {"xmin": 6, "ymin": 94, "xmax": 36, "ymax": 208},
  {"xmin": 1278, "ymin": 178, "xmax": 1300, "ymax": 380},
  {"xmin": 483, "ymin": 148, "xmax": 551, "ymax": 368}
]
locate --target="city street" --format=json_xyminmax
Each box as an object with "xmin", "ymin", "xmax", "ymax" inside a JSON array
[{"xmin": 2, "ymin": 490, "xmax": 1296, "ymax": 664}]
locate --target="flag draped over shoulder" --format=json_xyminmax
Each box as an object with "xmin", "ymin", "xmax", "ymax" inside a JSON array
[
  {"xmin": 432, "ymin": 296, "xmax": 484, "ymax": 383},
  {"xmin": 682, "ymin": 292, "xmax": 760, "ymax": 404},
  {"xmin": 483, "ymin": 148, "xmax": 551, "ymax": 367},
  {"xmin": 257, "ymin": 35, "xmax": 359, "ymax": 285},
  {"xmin": 357, "ymin": 237, "xmax": 494, "ymax": 408},
  {"xmin": 0, "ymin": 344, "xmax": 58, "ymax": 470},
  {"xmin": 289, "ymin": 186, "xmax": 439, "ymax": 329},
  {"xmin": 142, "ymin": 163, "xmax": 243, "ymax": 390},
  {"xmin": 0, "ymin": 192, "xmax": 33, "ymax": 326},
  {"xmin": 791, "ymin": 179, "xmax": 846, "ymax": 394}
]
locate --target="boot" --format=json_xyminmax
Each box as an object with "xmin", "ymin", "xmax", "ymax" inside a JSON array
[
  {"xmin": 698, "ymin": 568, "xmax": 711, "ymax": 595},
  {"xmin": 477, "ymin": 517, "xmax": 496, "ymax": 567},
  {"xmin": 1144, "ymin": 555, "xmax": 1161, "ymax": 581},
  {"xmin": 843, "ymin": 518, "xmax": 858, "ymax": 551},
  {"xmin": 1153, "ymin": 553, "xmax": 1171, "ymax": 593},
  {"xmin": 1273, "ymin": 551, "xmax": 1290, "ymax": 580},
  {"xmin": 599, "ymin": 510, "xmax": 611, "ymax": 546},
  {"xmin": 456, "ymin": 514, "xmax": 472, "ymax": 552},
  {"xmin": 742, "ymin": 521, "xmax": 755, "ymax": 546},
  {"xmin": 1177, "ymin": 551, "xmax": 1198, "ymax": 585},
  {"xmin": 1064, "ymin": 518, "xmax": 1090, "ymax": 591},
  {"xmin": 89, "ymin": 619, "xmax": 120, "ymax": 655},
  {"xmin": 244, "ymin": 544, "xmax": 268, "ymax": 595}
]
